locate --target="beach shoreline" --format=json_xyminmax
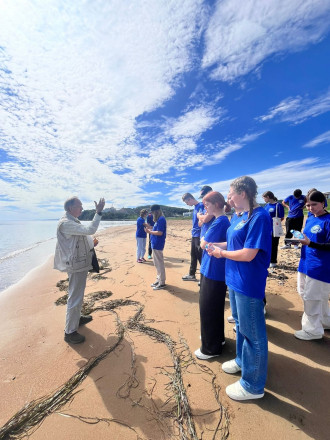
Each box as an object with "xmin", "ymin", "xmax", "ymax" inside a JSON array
[{"xmin": 0, "ymin": 220, "xmax": 329, "ymax": 440}]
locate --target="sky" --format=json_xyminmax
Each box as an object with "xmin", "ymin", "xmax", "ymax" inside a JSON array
[{"xmin": 1, "ymin": 0, "xmax": 330, "ymax": 220}]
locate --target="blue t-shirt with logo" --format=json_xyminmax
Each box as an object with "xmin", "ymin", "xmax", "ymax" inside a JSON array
[
  {"xmin": 284, "ymin": 195, "xmax": 305, "ymax": 218},
  {"xmin": 200, "ymin": 215, "xmax": 230, "ymax": 281},
  {"xmin": 200, "ymin": 206, "xmax": 215, "ymax": 238},
  {"xmin": 136, "ymin": 217, "xmax": 147, "ymax": 238},
  {"xmin": 264, "ymin": 202, "xmax": 284, "ymax": 219},
  {"xmin": 225, "ymin": 207, "xmax": 272, "ymax": 299},
  {"xmin": 298, "ymin": 213, "xmax": 330, "ymax": 283},
  {"xmin": 192, "ymin": 202, "xmax": 204, "ymax": 237},
  {"xmin": 151, "ymin": 216, "xmax": 166, "ymax": 250}
]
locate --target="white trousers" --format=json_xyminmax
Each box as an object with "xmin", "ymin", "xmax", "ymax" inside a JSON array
[
  {"xmin": 297, "ymin": 272, "xmax": 330, "ymax": 336},
  {"xmin": 153, "ymin": 249, "xmax": 166, "ymax": 285},
  {"xmin": 136, "ymin": 237, "xmax": 147, "ymax": 259},
  {"xmin": 65, "ymin": 271, "xmax": 88, "ymax": 334}
]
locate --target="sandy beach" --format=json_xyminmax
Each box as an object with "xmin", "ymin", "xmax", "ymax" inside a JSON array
[{"xmin": 0, "ymin": 219, "xmax": 329, "ymax": 440}]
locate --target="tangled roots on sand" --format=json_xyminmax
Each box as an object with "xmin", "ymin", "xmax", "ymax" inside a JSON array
[{"xmin": 0, "ymin": 297, "xmax": 229, "ymax": 440}]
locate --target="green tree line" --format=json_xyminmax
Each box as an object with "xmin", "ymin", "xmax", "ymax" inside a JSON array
[{"xmin": 79, "ymin": 205, "xmax": 191, "ymax": 221}]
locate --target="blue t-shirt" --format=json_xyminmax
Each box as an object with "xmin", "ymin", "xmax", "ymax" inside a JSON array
[
  {"xmin": 200, "ymin": 215, "xmax": 230, "ymax": 281},
  {"xmin": 284, "ymin": 195, "xmax": 305, "ymax": 218},
  {"xmin": 192, "ymin": 202, "xmax": 204, "ymax": 237},
  {"xmin": 151, "ymin": 216, "xmax": 166, "ymax": 250},
  {"xmin": 147, "ymin": 213, "xmax": 155, "ymax": 226},
  {"xmin": 298, "ymin": 213, "xmax": 330, "ymax": 283},
  {"xmin": 136, "ymin": 217, "xmax": 147, "ymax": 238},
  {"xmin": 230, "ymin": 212, "xmax": 244, "ymax": 227},
  {"xmin": 200, "ymin": 206, "xmax": 215, "ymax": 238},
  {"xmin": 264, "ymin": 202, "xmax": 284, "ymax": 219},
  {"xmin": 225, "ymin": 207, "xmax": 272, "ymax": 299}
]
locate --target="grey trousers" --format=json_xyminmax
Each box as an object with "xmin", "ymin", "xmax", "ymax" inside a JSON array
[
  {"xmin": 65, "ymin": 271, "xmax": 88, "ymax": 334},
  {"xmin": 153, "ymin": 249, "xmax": 166, "ymax": 285}
]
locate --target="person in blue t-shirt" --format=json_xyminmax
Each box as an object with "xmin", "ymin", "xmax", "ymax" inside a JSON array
[
  {"xmin": 282, "ymin": 189, "xmax": 306, "ymax": 249},
  {"xmin": 306, "ymin": 188, "xmax": 328, "ymax": 218},
  {"xmin": 136, "ymin": 209, "xmax": 149, "ymax": 263},
  {"xmin": 182, "ymin": 192, "xmax": 204, "ymax": 281},
  {"xmin": 145, "ymin": 204, "xmax": 167, "ymax": 290},
  {"xmin": 294, "ymin": 191, "xmax": 330, "ymax": 340},
  {"xmin": 194, "ymin": 191, "xmax": 230, "ymax": 361},
  {"xmin": 262, "ymin": 191, "xmax": 284, "ymax": 267},
  {"xmin": 197, "ymin": 185, "xmax": 215, "ymax": 238},
  {"xmin": 146, "ymin": 212, "xmax": 155, "ymax": 259},
  {"xmin": 207, "ymin": 176, "xmax": 271, "ymax": 402}
]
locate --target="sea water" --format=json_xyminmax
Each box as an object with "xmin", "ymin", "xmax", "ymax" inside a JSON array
[{"xmin": 0, "ymin": 220, "xmax": 135, "ymax": 293}]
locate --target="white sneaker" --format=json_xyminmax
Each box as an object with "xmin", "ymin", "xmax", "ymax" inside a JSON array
[
  {"xmin": 226, "ymin": 380, "xmax": 264, "ymax": 401},
  {"xmin": 294, "ymin": 330, "xmax": 322, "ymax": 340},
  {"xmin": 227, "ymin": 315, "xmax": 235, "ymax": 323},
  {"xmin": 269, "ymin": 263, "xmax": 277, "ymax": 268},
  {"xmin": 264, "ymin": 306, "xmax": 266, "ymax": 316},
  {"xmin": 151, "ymin": 281, "xmax": 159, "ymax": 287},
  {"xmin": 280, "ymin": 244, "xmax": 291, "ymax": 249},
  {"xmin": 194, "ymin": 348, "xmax": 221, "ymax": 360},
  {"xmin": 222, "ymin": 359, "xmax": 241, "ymax": 374},
  {"xmin": 294, "ymin": 245, "xmax": 300, "ymax": 249}
]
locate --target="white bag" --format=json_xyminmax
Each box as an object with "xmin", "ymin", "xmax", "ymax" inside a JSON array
[{"xmin": 273, "ymin": 204, "xmax": 284, "ymax": 237}]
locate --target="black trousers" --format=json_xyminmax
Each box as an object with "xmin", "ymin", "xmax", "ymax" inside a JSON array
[
  {"xmin": 148, "ymin": 236, "xmax": 152, "ymax": 257},
  {"xmin": 189, "ymin": 236, "xmax": 202, "ymax": 276},
  {"xmin": 199, "ymin": 274, "xmax": 227, "ymax": 355},
  {"xmin": 285, "ymin": 216, "xmax": 304, "ymax": 239},
  {"xmin": 271, "ymin": 235, "xmax": 280, "ymax": 264}
]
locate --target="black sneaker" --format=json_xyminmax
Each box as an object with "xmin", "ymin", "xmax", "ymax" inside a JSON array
[
  {"xmin": 64, "ymin": 331, "xmax": 85, "ymax": 344},
  {"xmin": 182, "ymin": 274, "xmax": 197, "ymax": 281},
  {"xmin": 79, "ymin": 315, "xmax": 93, "ymax": 326},
  {"xmin": 153, "ymin": 284, "xmax": 166, "ymax": 290},
  {"xmin": 151, "ymin": 281, "xmax": 159, "ymax": 287}
]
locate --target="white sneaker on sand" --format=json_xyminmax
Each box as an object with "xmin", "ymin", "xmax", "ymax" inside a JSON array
[
  {"xmin": 222, "ymin": 359, "xmax": 241, "ymax": 374},
  {"xmin": 226, "ymin": 380, "xmax": 264, "ymax": 401},
  {"xmin": 269, "ymin": 263, "xmax": 277, "ymax": 268},
  {"xmin": 281, "ymin": 244, "xmax": 291, "ymax": 249},
  {"xmin": 294, "ymin": 330, "xmax": 322, "ymax": 340},
  {"xmin": 227, "ymin": 315, "xmax": 235, "ymax": 323},
  {"xmin": 194, "ymin": 348, "xmax": 221, "ymax": 360}
]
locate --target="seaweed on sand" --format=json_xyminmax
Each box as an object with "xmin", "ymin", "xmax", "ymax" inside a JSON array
[{"xmin": 0, "ymin": 298, "xmax": 229, "ymax": 440}]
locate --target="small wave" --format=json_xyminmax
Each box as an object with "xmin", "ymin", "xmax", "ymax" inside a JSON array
[{"xmin": 0, "ymin": 237, "xmax": 55, "ymax": 263}]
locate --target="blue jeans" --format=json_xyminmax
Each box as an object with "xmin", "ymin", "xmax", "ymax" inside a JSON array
[{"xmin": 229, "ymin": 288, "xmax": 268, "ymax": 394}]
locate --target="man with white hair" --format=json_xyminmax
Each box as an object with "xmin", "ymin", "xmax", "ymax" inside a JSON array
[{"xmin": 54, "ymin": 196, "xmax": 105, "ymax": 344}]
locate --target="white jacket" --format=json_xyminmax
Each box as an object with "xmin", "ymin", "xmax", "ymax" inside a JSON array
[{"xmin": 54, "ymin": 212, "xmax": 102, "ymax": 273}]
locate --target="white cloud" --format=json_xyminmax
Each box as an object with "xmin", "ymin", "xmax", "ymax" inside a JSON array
[
  {"xmin": 0, "ymin": 0, "xmax": 207, "ymax": 217},
  {"xmin": 166, "ymin": 105, "xmax": 224, "ymax": 140},
  {"xmin": 202, "ymin": 0, "xmax": 330, "ymax": 81},
  {"xmin": 190, "ymin": 158, "xmax": 330, "ymax": 202},
  {"xmin": 303, "ymin": 130, "xmax": 330, "ymax": 148},
  {"xmin": 258, "ymin": 90, "xmax": 330, "ymax": 124}
]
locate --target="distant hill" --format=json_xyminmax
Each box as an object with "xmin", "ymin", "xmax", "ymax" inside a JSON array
[{"xmin": 79, "ymin": 205, "xmax": 191, "ymax": 221}]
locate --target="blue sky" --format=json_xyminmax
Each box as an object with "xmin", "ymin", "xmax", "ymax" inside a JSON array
[{"xmin": 1, "ymin": 0, "xmax": 330, "ymax": 219}]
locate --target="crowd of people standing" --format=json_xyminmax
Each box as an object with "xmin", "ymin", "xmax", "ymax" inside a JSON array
[{"xmin": 54, "ymin": 176, "xmax": 329, "ymax": 403}]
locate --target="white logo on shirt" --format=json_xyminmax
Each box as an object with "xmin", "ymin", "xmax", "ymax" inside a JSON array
[
  {"xmin": 269, "ymin": 208, "xmax": 274, "ymax": 212},
  {"xmin": 311, "ymin": 225, "xmax": 322, "ymax": 233},
  {"xmin": 234, "ymin": 221, "xmax": 245, "ymax": 230},
  {"xmin": 299, "ymin": 200, "xmax": 303, "ymax": 204}
]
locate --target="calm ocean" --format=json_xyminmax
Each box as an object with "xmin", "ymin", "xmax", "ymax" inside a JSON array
[{"xmin": 0, "ymin": 219, "xmax": 135, "ymax": 293}]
